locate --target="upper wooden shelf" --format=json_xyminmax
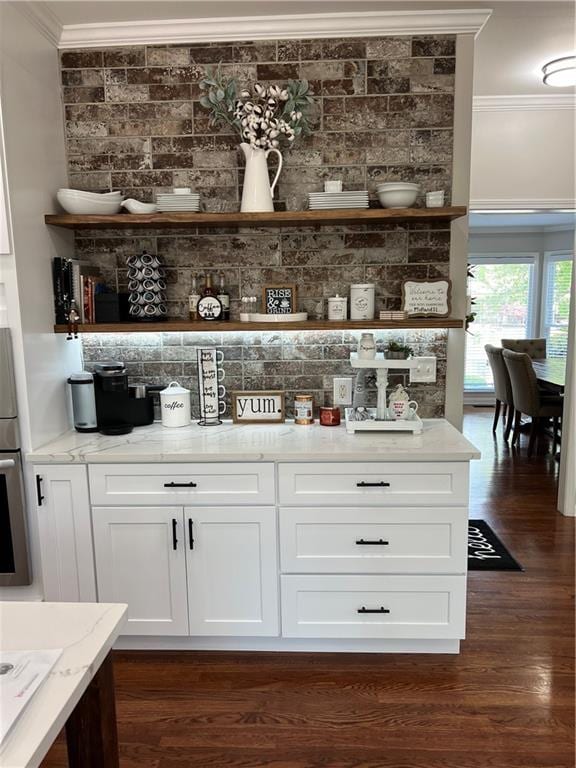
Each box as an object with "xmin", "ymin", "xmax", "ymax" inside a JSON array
[
  {"xmin": 44, "ymin": 207, "xmax": 467, "ymax": 230},
  {"xmin": 54, "ymin": 318, "xmax": 464, "ymax": 334}
]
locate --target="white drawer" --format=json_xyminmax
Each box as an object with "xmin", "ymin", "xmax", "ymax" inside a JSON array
[
  {"xmin": 279, "ymin": 507, "xmax": 467, "ymax": 574},
  {"xmin": 278, "ymin": 462, "xmax": 468, "ymax": 506},
  {"xmin": 281, "ymin": 575, "xmax": 466, "ymax": 639},
  {"xmin": 89, "ymin": 463, "xmax": 275, "ymax": 506}
]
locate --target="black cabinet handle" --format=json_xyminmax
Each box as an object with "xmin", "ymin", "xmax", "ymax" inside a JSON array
[
  {"xmin": 356, "ymin": 538, "xmax": 389, "ymax": 546},
  {"xmin": 36, "ymin": 475, "xmax": 45, "ymax": 506},
  {"xmin": 172, "ymin": 518, "xmax": 178, "ymax": 550},
  {"xmin": 356, "ymin": 481, "xmax": 390, "ymax": 488},
  {"xmin": 164, "ymin": 481, "xmax": 198, "ymax": 488},
  {"xmin": 188, "ymin": 519, "xmax": 194, "ymax": 550},
  {"xmin": 357, "ymin": 606, "xmax": 390, "ymax": 614}
]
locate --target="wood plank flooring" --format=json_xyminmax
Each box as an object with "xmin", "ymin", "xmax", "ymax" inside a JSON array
[{"xmin": 41, "ymin": 409, "xmax": 575, "ymax": 768}]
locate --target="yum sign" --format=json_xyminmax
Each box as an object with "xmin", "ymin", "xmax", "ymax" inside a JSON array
[{"xmin": 232, "ymin": 391, "xmax": 285, "ymax": 424}]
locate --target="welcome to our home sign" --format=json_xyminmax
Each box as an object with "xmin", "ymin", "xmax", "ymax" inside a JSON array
[
  {"xmin": 232, "ymin": 391, "xmax": 285, "ymax": 424},
  {"xmin": 401, "ymin": 279, "xmax": 452, "ymax": 318}
]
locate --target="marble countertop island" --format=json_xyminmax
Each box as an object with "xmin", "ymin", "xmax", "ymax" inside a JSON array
[
  {"xmin": 27, "ymin": 419, "xmax": 480, "ymax": 463},
  {"xmin": 0, "ymin": 602, "xmax": 126, "ymax": 768}
]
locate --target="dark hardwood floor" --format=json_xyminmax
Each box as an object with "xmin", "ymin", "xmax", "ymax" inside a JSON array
[{"xmin": 42, "ymin": 409, "xmax": 575, "ymax": 768}]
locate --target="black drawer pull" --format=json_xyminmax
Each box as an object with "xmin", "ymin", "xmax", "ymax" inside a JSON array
[
  {"xmin": 188, "ymin": 519, "xmax": 194, "ymax": 550},
  {"xmin": 356, "ymin": 538, "xmax": 389, "ymax": 546},
  {"xmin": 172, "ymin": 518, "xmax": 178, "ymax": 550},
  {"xmin": 356, "ymin": 481, "xmax": 390, "ymax": 488},
  {"xmin": 358, "ymin": 606, "xmax": 390, "ymax": 614},
  {"xmin": 36, "ymin": 475, "xmax": 45, "ymax": 506},
  {"xmin": 164, "ymin": 481, "xmax": 197, "ymax": 488}
]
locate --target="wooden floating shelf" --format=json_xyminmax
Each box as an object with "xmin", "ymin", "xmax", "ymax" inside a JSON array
[
  {"xmin": 44, "ymin": 207, "xmax": 467, "ymax": 230},
  {"xmin": 54, "ymin": 318, "xmax": 464, "ymax": 334}
]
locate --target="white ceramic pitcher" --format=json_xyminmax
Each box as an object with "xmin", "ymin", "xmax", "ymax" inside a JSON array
[{"xmin": 239, "ymin": 142, "xmax": 283, "ymax": 212}]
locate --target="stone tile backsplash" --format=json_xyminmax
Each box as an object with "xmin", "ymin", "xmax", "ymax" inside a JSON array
[
  {"xmin": 61, "ymin": 35, "xmax": 455, "ymax": 417},
  {"xmin": 82, "ymin": 329, "xmax": 448, "ymax": 419}
]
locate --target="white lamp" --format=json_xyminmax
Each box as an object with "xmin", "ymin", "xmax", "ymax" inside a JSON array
[{"xmin": 542, "ymin": 56, "xmax": 576, "ymax": 87}]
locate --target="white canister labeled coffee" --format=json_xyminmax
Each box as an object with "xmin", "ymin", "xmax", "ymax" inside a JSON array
[
  {"xmin": 350, "ymin": 284, "xmax": 375, "ymax": 320},
  {"xmin": 160, "ymin": 381, "xmax": 191, "ymax": 427},
  {"xmin": 327, "ymin": 295, "xmax": 348, "ymax": 321}
]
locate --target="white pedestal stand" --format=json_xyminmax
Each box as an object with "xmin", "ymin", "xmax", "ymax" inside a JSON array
[{"xmin": 346, "ymin": 353, "xmax": 425, "ymax": 434}]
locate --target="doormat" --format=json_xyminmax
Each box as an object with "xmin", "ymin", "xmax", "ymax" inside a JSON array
[{"xmin": 468, "ymin": 520, "xmax": 523, "ymax": 571}]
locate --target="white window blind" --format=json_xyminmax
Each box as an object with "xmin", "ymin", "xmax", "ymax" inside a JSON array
[
  {"xmin": 465, "ymin": 257, "xmax": 536, "ymax": 391},
  {"xmin": 541, "ymin": 254, "xmax": 573, "ymax": 358}
]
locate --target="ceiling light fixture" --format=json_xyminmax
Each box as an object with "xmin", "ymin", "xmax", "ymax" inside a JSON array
[{"xmin": 542, "ymin": 56, "xmax": 576, "ymax": 87}]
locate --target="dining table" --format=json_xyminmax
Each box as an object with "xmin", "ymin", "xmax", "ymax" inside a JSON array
[{"xmin": 532, "ymin": 358, "xmax": 567, "ymax": 390}]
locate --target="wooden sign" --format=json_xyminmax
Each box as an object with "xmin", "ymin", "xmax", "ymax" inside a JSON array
[
  {"xmin": 401, "ymin": 279, "xmax": 451, "ymax": 318},
  {"xmin": 231, "ymin": 391, "xmax": 285, "ymax": 424},
  {"xmin": 262, "ymin": 284, "xmax": 297, "ymax": 315}
]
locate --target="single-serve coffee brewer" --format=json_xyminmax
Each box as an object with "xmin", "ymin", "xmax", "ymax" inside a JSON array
[{"xmin": 93, "ymin": 362, "xmax": 134, "ymax": 435}]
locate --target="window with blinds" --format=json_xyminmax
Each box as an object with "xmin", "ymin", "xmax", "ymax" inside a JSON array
[
  {"xmin": 465, "ymin": 257, "xmax": 536, "ymax": 391},
  {"xmin": 541, "ymin": 254, "xmax": 573, "ymax": 358}
]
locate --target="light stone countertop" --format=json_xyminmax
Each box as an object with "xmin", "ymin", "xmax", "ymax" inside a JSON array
[
  {"xmin": 0, "ymin": 601, "xmax": 127, "ymax": 768},
  {"xmin": 27, "ymin": 419, "xmax": 480, "ymax": 463}
]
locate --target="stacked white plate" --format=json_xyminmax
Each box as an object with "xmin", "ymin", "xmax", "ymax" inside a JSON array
[
  {"xmin": 156, "ymin": 193, "xmax": 201, "ymax": 212},
  {"xmin": 308, "ymin": 191, "xmax": 369, "ymax": 210}
]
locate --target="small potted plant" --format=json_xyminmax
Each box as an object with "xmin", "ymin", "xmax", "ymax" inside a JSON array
[{"xmin": 384, "ymin": 341, "xmax": 414, "ymax": 360}]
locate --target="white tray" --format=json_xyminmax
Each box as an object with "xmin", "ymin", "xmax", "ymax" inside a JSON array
[
  {"xmin": 248, "ymin": 312, "xmax": 308, "ymax": 323},
  {"xmin": 345, "ymin": 407, "xmax": 423, "ymax": 434}
]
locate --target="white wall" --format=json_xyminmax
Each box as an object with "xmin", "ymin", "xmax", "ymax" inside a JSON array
[
  {"xmin": 470, "ymin": 2, "xmax": 575, "ymax": 208},
  {"xmin": 0, "ymin": 3, "xmax": 82, "ymax": 453},
  {"xmin": 0, "ymin": 4, "xmax": 82, "ymax": 600}
]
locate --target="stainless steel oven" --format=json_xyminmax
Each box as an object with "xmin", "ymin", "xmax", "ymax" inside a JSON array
[{"xmin": 0, "ymin": 328, "xmax": 30, "ymax": 585}]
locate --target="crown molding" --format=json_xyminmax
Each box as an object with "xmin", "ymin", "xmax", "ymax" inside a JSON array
[
  {"xmin": 57, "ymin": 9, "xmax": 492, "ymax": 49},
  {"xmin": 12, "ymin": 1, "xmax": 62, "ymax": 48},
  {"xmin": 473, "ymin": 94, "xmax": 576, "ymax": 112},
  {"xmin": 470, "ymin": 198, "xmax": 576, "ymax": 209}
]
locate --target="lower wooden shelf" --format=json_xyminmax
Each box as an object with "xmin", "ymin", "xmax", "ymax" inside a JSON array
[{"xmin": 54, "ymin": 318, "xmax": 464, "ymax": 334}]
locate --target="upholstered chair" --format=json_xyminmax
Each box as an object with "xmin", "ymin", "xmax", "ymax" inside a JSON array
[
  {"xmin": 501, "ymin": 338, "xmax": 547, "ymax": 360},
  {"xmin": 484, "ymin": 344, "xmax": 514, "ymax": 439},
  {"xmin": 502, "ymin": 349, "xmax": 563, "ymax": 457}
]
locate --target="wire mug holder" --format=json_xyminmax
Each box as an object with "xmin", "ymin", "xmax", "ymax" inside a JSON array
[{"xmin": 196, "ymin": 347, "xmax": 226, "ymax": 426}]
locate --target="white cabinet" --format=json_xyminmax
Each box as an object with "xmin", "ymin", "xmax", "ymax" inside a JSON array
[
  {"xmin": 89, "ymin": 463, "xmax": 275, "ymax": 506},
  {"xmin": 281, "ymin": 575, "xmax": 466, "ymax": 640},
  {"xmin": 280, "ymin": 507, "xmax": 468, "ymax": 574},
  {"xmin": 92, "ymin": 506, "xmax": 189, "ymax": 636},
  {"xmin": 34, "ymin": 465, "xmax": 96, "ymax": 602},
  {"xmin": 278, "ymin": 462, "xmax": 469, "ymax": 507},
  {"xmin": 185, "ymin": 507, "xmax": 279, "ymax": 636}
]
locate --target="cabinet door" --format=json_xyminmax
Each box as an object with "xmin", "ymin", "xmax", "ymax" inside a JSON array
[
  {"xmin": 92, "ymin": 507, "xmax": 188, "ymax": 636},
  {"xmin": 185, "ymin": 507, "xmax": 279, "ymax": 636},
  {"xmin": 34, "ymin": 465, "xmax": 96, "ymax": 602}
]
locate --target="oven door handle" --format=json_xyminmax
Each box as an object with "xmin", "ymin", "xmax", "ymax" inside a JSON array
[{"xmin": 0, "ymin": 459, "xmax": 15, "ymax": 469}]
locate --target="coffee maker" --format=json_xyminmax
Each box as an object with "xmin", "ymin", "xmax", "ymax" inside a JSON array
[{"xmin": 93, "ymin": 362, "xmax": 133, "ymax": 435}]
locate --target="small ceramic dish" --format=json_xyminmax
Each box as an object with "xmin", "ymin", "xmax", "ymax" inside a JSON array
[{"xmin": 121, "ymin": 199, "xmax": 158, "ymax": 214}]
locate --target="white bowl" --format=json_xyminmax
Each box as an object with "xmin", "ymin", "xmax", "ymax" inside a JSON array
[
  {"xmin": 57, "ymin": 189, "xmax": 123, "ymax": 214},
  {"xmin": 59, "ymin": 188, "xmax": 122, "ymax": 199},
  {"xmin": 121, "ymin": 199, "xmax": 158, "ymax": 214},
  {"xmin": 377, "ymin": 186, "xmax": 420, "ymax": 209},
  {"xmin": 376, "ymin": 182, "xmax": 420, "ymax": 191}
]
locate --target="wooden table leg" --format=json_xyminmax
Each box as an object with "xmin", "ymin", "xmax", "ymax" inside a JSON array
[{"xmin": 65, "ymin": 651, "xmax": 120, "ymax": 768}]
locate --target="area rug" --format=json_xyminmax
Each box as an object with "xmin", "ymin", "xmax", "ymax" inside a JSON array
[{"xmin": 468, "ymin": 520, "xmax": 523, "ymax": 571}]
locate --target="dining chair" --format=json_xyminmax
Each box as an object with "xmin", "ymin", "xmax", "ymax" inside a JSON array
[
  {"xmin": 484, "ymin": 344, "xmax": 514, "ymax": 440},
  {"xmin": 502, "ymin": 349, "xmax": 563, "ymax": 457},
  {"xmin": 501, "ymin": 338, "xmax": 547, "ymax": 359}
]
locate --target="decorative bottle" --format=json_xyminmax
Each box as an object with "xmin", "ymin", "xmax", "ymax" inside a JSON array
[
  {"xmin": 188, "ymin": 275, "xmax": 201, "ymax": 322},
  {"xmin": 217, "ymin": 273, "xmax": 230, "ymax": 321}
]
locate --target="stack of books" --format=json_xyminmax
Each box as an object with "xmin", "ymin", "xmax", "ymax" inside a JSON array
[
  {"xmin": 379, "ymin": 310, "xmax": 408, "ymax": 321},
  {"xmin": 308, "ymin": 191, "xmax": 369, "ymax": 210},
  {"xmin": 52, "ymin": 258, "xmax": 103, "ymax": 324}
]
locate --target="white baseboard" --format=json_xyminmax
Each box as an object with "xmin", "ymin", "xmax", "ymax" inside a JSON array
[{"xmin": 114, "ymin": 636, "xmax": 461, "ymax": 654}]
